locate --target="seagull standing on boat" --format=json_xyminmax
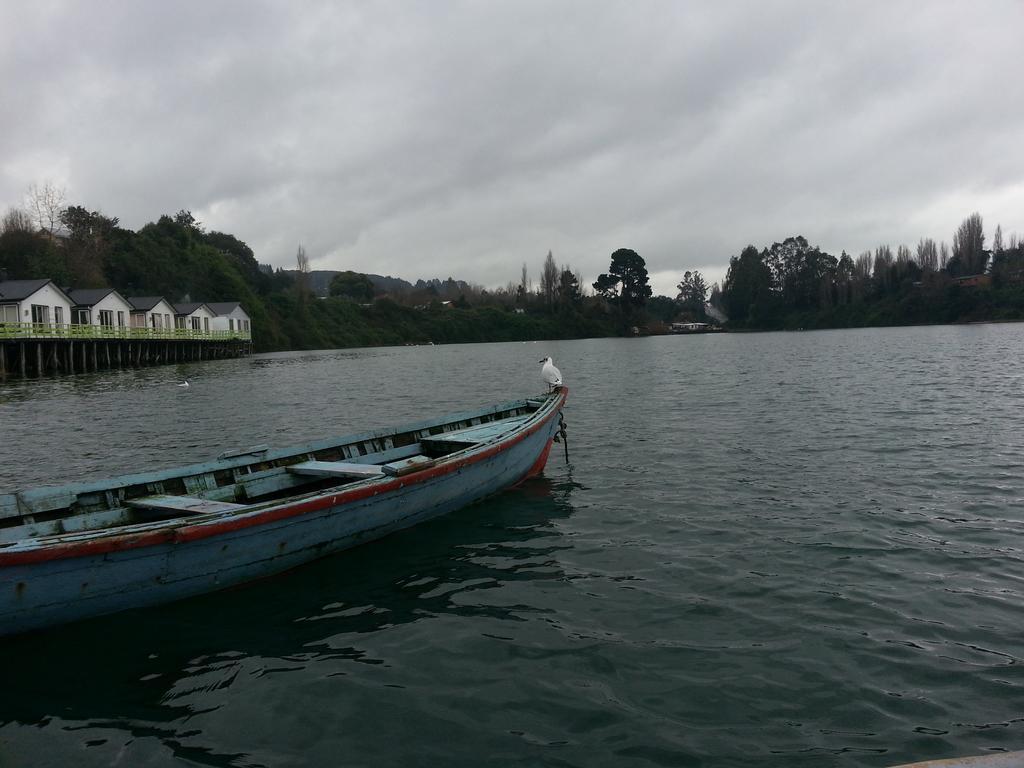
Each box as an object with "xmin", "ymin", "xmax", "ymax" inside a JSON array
[{"xmin": 540, "ymin": 357, "xmax": 562, "ymax": 391}]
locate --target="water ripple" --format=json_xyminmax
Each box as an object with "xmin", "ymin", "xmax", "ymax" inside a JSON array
[{"xmin": 2, "ymin": 328, "xmax": 1024, "ymax": 766}]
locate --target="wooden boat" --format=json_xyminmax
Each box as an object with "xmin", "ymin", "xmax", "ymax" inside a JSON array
[{"xmin": 0, "ymin": 388, "xmax": 568, "ymax": 636}]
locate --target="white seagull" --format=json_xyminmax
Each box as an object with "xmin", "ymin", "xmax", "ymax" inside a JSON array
[
  {"xmin": 177, "ymin": 379, "xmax": 190, "ymax": 388},
  {"xmin": 539, "ymin": 357, "xmax": 562, "ymax": 391}
]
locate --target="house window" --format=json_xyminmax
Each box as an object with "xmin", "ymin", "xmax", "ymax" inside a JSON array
[
  {"xmin": 203, "ymin": 317, "xmax": 209, "ymax": 332},
  {"xmin": 117, "ymin": 311, "xmax": 125, "ymax": 327},
  {"xmin": 152, "ymin": 314, "xmax": 161, "ymax": 329},
  {"xmin": 54, "ymin": 307, "xmax": 64, "ymax": 325},
  {"xmin": 191, "ymin": 317, "xmax": 201, "ymax": 330},
  {"xmin": 1, "ymin": 305, "xmax": 17, "ymax": 323},
  {"xmin": 229, "ymin": 318, "xmax": 235, "ymax": 331},
  {"xmin": 31, "ymin": 304, "xmax": 50, "ymax": 325},
  {"xmin": 131, "ymin": 312, "xmax": 145, "ymax": 328},
  {"xmin": 75, "ymin": 309, "xmax": 91, "ymax": 324},
  {"xmin": 98, "ymin": 310, "xmax": 114, "ymax": 326},
  {"xmin": 164, "ymin": 313, "xmax": 170, "ymax": 328},
  {"xmin": 175, "ymin": 316, "xmax": 185, "ymax": 329}
]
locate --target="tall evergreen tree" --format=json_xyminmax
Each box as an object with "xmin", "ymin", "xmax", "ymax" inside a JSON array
[
  {"xmin": 676, "ymin": 270, "xmax": 708, "ymax": 317},
  {"xmin": 539, "ymin": 250, "xmax": 558, "ymax": 312},
  {"xmin": 951, "ymin": 212, "xmax": 986, "ymax": 275},
  {"xmin": 722, "ymin": 245, "xmax": 772, "ymax": 327},
  {"xmin": 593, "ymin": 248, "xmax": 652, "ymax": 313}
]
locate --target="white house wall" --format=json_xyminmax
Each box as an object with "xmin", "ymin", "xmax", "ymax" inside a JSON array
[
  {"xmin": 209, "ymin": 307, "xmax": 251, "ymax": 332},
  {"xmin": 17, "ymin": 284, "xmax": 73, "ymax": 326},
  {"xmin": 88, "ymin": 293, "xmax": 134, "ymax": 327},
  {"xmin": 148, "ymin": 300, "xmax": 177, "ymax": 329},
  {"xmin": 180, "ymin": 305, "xmax": 217, "ymax": 331}
]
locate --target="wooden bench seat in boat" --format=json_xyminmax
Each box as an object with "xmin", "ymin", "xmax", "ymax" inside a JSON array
[
  {"xmin": 287, "ymin": 457, "xmax": 436, "ymax": 479},
  {"xmin": 125, "ymin": 495, "xmax": 249, "ymax": 515},
  {"xmin": 421, "ymin": 415, "xmax": 532, "ymax": 450},
  {"xmin": 287, "ymin": 460, "xmax": 386, "ymax": 479},
  {"xmin": 381, "ymin": 455, "xmax": 435, "ymax": 476}
]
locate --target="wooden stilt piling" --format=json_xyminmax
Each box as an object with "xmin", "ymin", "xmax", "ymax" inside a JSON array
[{"xmin": 0, "ymin": 336, "xmax": 248, "ymax": 379}]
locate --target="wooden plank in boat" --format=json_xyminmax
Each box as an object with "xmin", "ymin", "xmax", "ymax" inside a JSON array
[
  {"xmin": 426, "ymin": 415, "xmax": 531, "ymax": 445},
  {"xmin": 0, "ymin": 508, "xmax": 135, "ymax": 545},
  {"xmin": 237, "ymin": 471, "xmax": 308, "ymax": 499},
  {"xmin": 17, "ymin": 487, "xmax": 77, "ymax": 516},
  {"xmin": 0, "ymin": 494, "xmax": 21, "ymax": 521},
  {"xmin": 125, "ymin": 495, "xmax": 248, "ymax": 515},
  {"xmin": 382, "ymin": 456, "xmax": 435, "ymax": 476},
  {"xmin": 287, "ymin": 461, "xmax": 385, "ymax": 478}
]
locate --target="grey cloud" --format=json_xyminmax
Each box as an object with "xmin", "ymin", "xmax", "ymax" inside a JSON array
[{"xmin": 2, "ymin": 0, "xmax": 1023, "ymax": 296}]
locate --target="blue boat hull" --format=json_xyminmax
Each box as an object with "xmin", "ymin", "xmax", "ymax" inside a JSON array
[{"xmin": 0, "ymin": 391, "xmax": 565, "ymax": 636}]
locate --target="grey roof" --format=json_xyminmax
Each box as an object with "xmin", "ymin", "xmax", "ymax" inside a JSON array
[
  {"xmin": 173, "ymin": 302, "xmax": 210, "ymax": 315},
  {"xmin": 68, "ymin": 288, "xmax": 118, "ymax": 307},
  {"xmin": 127, "ymin": 296, "xmax": 169, "ymax": 311},
  {"xmin": 0, "ymin": 278, "xmax": 53, "ymax": 302},
  {"xmin": 206, "ymin": 301, "xmax": 245, "ymax": 315}
]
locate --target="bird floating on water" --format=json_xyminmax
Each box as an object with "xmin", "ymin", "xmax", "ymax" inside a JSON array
[
  {"xmin": 539, "ymin": 357, "xmax": 562, "ymax": 391},
  {"xmin": 177, "ymin": 380, "xmax": 190, "ymax": 388}
]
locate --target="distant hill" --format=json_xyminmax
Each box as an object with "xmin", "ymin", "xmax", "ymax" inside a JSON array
[{"xmin": 284, "ymin": 270, "xmax": 472, "ymax": 298}]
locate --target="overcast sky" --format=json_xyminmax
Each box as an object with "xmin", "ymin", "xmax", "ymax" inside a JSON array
[{"xmin": 2, "ymin": 1, "xmax": 1023, "ymax": 296}]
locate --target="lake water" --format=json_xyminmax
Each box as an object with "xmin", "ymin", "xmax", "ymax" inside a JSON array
[{"xmin": 1, "ymin": 326, "xmax": 1023, "ymax": 767}]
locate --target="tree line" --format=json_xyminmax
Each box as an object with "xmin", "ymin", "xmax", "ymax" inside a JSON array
[
  {"xmin": 8, "ymin": 185, "xmax": 1015, "ymax": 348},
  {"xmin": 721, "ymin": 213, "xmax": 1024, "ymax": 330},
  {"xmin": 0, "ymin": 189, "xmax": 662, "ymax": 350}
]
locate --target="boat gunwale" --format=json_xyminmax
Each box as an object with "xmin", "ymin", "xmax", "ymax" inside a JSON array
[
  {"xmin": 0, "ymin": 388, "xmax": 568, "ymax": 566},
  {"xmin": 6, "ymin": 396, "xmax": 544, "ymax": 502}
]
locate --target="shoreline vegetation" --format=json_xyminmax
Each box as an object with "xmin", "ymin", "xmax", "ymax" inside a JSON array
[
  {"xmin": 719, "ymin": 214, "xmax": 1024, "ymax": 333},
  {"xmin": 3, "ymin": 193, "xmax": 1023, "ymax": 352}
]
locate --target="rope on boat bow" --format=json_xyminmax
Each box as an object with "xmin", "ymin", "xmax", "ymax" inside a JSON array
[{"xmin": 554, "ymin": 412, "xmax": 569, "ymax": 464}]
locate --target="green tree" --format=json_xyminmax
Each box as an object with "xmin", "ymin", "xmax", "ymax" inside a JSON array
[
  {"xmin": 329, "ymin": 271, "xmax": 376, "ymax": 302},
  {"xmin": 676, "ymin": 270, "xmax": 709, "ymax": 317},
  {"xmin": 60, "ymin": 205, "xmax": 120, "ymax": 287},
  {"xmin": 763, "ymin": 236, "xmax": 837, "ymax": 310},
  {"xmin": 991, "ymin": 238, "xmax": 1024, "ymax": 287},
  {"xmin": 646, "ymin": 295, "xmax": 679, "ymax": 323},
  {"xmin": 174, "ymin": 209, "xmax": 202, "ymax": 233},
  {"xmin": 593, "ymin": 248, "xmax": 652, "ymax": 313},
  {"xmin": 539, "ymin": 250, "xmax": 559, "ymax": 312},
  {"xmin": 0, "ymin": 210, "xmax": 63, "ymax": 282},
  {"xmin": 834, "ymin": 251, "xmax": 855, "ymax": 305},
  {"xmin": 722, "ymin": 245, "xmax": 772, "ymax": 327},
  {"xmin": 557, "ymin": 268, "xmax": 582, "ymax": 306},
  {"xmin": 950, "ymin": 212, "xmax": 986, "ymax": 276}
]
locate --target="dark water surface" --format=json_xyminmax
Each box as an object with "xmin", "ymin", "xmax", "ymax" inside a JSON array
[{"xmin": 1, "ymin": 327, "xmax": 1023, "ymax": 767}]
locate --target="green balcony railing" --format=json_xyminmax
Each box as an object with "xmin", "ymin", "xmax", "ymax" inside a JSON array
[{"xmin": 0, "ymin": 322, "xmax": 251, "ymax": 341}]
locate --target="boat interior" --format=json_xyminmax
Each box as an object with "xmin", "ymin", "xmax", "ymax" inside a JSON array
[{"xmin": 0, "ymin": 397, "xmax": 551, "ymax": 545}]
